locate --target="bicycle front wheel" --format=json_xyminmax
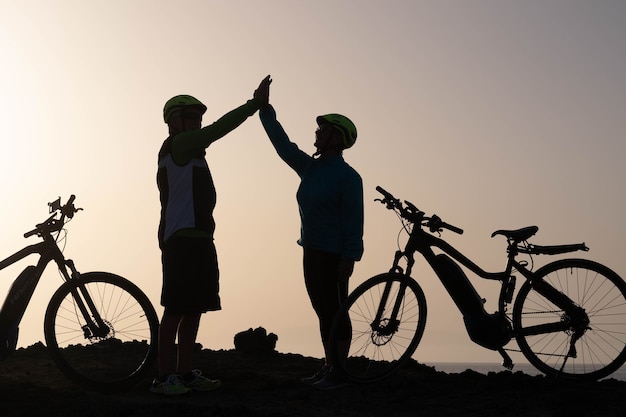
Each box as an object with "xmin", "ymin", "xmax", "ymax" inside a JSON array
[
  {"xmin": 44, "ymin": 272, "xmax": 159, "ymax": 392},
  {"xmin": 513, "ymin": 259, "xmax": 626, "ymax": 380},
  {"xmin": 328, "ymin": 273, "xmax": 427, "ymax": 383}
]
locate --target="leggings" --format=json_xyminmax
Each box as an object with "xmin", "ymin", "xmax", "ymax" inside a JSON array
[{"xmin": 303, "ymin": 248, "xmax": 351, "ymax": 346}]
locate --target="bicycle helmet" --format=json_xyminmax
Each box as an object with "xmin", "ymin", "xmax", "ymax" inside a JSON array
[
  {"xmin": 316, "ymin": 114, "xmax": 357, "ymax": 149},
  {"xmin": 163, "ymin": 95, "xmax": 207, "ymax": 123}
]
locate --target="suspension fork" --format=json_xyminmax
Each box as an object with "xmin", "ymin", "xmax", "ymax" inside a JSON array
[
  {"xmin": 372, "ymin": 251, "xmax": 416, "ymax": 334},
  {"xmin": 372, "ymin": 277, "xmax": 408, "ymax": 335},
  {"xmin": 62, "ymin": 260, "xmax": 111, "ymax": 338}
]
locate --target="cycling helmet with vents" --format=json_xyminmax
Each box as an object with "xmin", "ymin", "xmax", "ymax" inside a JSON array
[
  {"xmin": 163, "ymin": 95, "xmax": 207, "ymax": 123},
  {"xmin": 316, "ymin": 113, "xmax": 357, "ymax": 149}
]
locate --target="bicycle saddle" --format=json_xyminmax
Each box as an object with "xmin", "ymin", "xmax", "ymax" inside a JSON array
[{"xmin": 491, "ymin": 226, "xmax": 538, "ymax": 241}]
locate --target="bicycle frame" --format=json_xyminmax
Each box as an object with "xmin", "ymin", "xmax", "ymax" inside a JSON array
[
  {"xmin": 0, "ymin": 195, "xmax": 160, "ymax": 390},
  {"xmin": 332, "ymin": 186, "xmax": 626, "ymax": 382},
  {"xmin": 392, "ymin": 222, "xmax": 587, "ymax": 315},
  {"xmin": 0, "ymin": 217, "xmax": 109, "ymax": 353},
  {"xmin": 375, "ymin": 203, "xmax": 589, "ymax": 367},
  {"xmin": 397, "ymin": 226, "xmax": 508, "ymax": 280}
]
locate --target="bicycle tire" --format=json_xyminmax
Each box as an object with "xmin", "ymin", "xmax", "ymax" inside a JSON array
[
  {"xmin": 328, "ymin": 273, "xmax": 427, "ymax": 383},
  {"xmin": 513, "ymin": 259, "xmax": 626, "ymax": 381},
  {"xmin": 44, "ymin": 272, "xmax": 159, "ymax": 392}
]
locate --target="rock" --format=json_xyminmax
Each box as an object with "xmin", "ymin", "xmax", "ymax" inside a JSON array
[{"xmin": 234, "ymin": 327, "xmax": 278, "ymax": 355}]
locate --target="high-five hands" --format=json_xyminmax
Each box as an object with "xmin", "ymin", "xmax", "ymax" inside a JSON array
[{"xmin": 254, "ymin": 75, "xmax": 272, "ymax": 109}]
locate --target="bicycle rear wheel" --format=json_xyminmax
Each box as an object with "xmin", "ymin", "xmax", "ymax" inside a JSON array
[
  {"xmin": 44, "ymin": 272, "xmax": 158, "ymax": 392},
  {"xmin": 328, "ymin": 273, "xmax": 427, "ymax": 383},
  {"xmin": 513, "ymin": 259, "xmax": 626, "ymax": 380}
]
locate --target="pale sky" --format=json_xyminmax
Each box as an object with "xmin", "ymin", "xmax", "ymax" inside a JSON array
[{"xmin": 1, "ymin": 1, "xmax": 625, "ymax": 364}]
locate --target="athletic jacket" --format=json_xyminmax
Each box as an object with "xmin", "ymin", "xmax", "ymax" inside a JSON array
[{"xmin": 259, "ymin": 105, "xmax": 364, "ymax": 261}]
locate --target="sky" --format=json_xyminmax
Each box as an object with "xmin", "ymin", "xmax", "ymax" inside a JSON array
[{"xmin": 0, "ymin": 0, "xmax": 625, "ymax": 365}]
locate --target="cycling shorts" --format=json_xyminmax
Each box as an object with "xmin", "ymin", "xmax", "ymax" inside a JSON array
[{"xmin": 161, "ymin": 236, "xmax": 221, "ymax": 314}]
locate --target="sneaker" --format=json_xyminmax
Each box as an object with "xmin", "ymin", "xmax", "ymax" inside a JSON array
[
  {"xmin": 150, "ymin": 374, "xmax": 192, "ymax": 396},
  {"xmin": 314, "ymin": 368, "xmax": 350, "ymax": 391},
  {"xmin": 301, "ymin": 364, "xmax": 330, "ymax": 386},
  {"xmin": 184, "ymin": 369, "xmax": 222, "ymax": 391}
]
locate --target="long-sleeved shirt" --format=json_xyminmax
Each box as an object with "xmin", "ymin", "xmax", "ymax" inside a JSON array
[
  {"xmin": 158, "ymin": 99, "xmax": 260, "ymax": 246},
  {"xmin": 260, "ymin": 105, "xmax": 364, "ymax": 261}
]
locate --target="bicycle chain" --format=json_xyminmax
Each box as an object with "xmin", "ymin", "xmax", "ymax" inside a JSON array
[
  {"xmin": 522, "ymin": 310, "xmax": 562, "ymax": 315},
  {"xmin": 505, "ymin": 310, "xmax": 569, "ymax": 358}
]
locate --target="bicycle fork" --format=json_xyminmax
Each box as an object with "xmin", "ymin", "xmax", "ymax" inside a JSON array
[
  {"xmin": 371, "ymin": 281, "xmax": 410, "ymax": 343},
  {"xmin": 63, "ymin": 260, "xmax": 112, "ymax": 340}
]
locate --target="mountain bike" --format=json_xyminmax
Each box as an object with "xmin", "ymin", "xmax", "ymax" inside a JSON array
[
  {"xmin": 329, "ymin": 186, "xmax": 626, "ymax": 382},
  {"xmin": 0, "ymin": 195, "xmax": 158, "ymax": 391}
]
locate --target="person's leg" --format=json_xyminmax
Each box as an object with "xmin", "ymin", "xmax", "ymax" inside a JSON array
[
  {"xmin": 159, "ymin": 239, "xmax": 183, "ymax": 377},
  {"xmin": 151, "ymin": 310, "xmax": 193, "ymax": 395},
  {"xmin": 318, "ymin": 254, "xmax": 343, "ymax": 363},
  {"xmin": 157, "ymin": 310, "xmax": 182, "ymax": 377},
  {"xmin": 303, "ymin": 249, "xmax": 326, "ymax": 356},
  {"xmin": 300, "ymin": 249, "xmax": 332, "ymax": 384},
  {"xmin": 304, "ymin": 250, "xmax": 352, "ymax": 390},
  {"xmin": 176, "ymin": 311, "xmax": 221, "ymax": 391},
  {"xmin": 303, "ymin": 249, "xmax": 345, "ymax": 364},
  {"xmin": 331, "ymin": 279, "xmax": 352, "ymax": 367},
  {"xmin": 176, "ymin": 312, "xmax": 202, "ymax": 375}
]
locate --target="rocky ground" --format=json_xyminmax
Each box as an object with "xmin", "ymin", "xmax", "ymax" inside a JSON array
[{"xmin": 2, "ymin": 336, "xmax": 625, "ymax": 417}]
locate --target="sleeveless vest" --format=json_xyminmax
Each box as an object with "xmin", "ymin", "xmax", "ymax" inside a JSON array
[{"xmin": 157, "ymin": 136, "xmax": 216, "ymax": 246}]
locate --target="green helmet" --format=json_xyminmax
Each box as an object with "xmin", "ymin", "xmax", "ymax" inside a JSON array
[
  {"xmin": 163, "ymin": 95, "xmax": 207, "ymax": 123},
  {"xmin": 316, "ymin": 113, "xmax": 357, "ymax": 149}
]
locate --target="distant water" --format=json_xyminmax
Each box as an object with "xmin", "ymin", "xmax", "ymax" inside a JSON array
[{"xmin": 429, "ymin": 362, "xmax": 626, "ymax": 382}]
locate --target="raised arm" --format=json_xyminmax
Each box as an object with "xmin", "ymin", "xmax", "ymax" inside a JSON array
[
  {"xmin": 259, "ymin": 105, "xmax": 311, "ymax": 176},
  {"xmin": 172, "ymin": 77, "xmax": 272, "ymax": 164}
]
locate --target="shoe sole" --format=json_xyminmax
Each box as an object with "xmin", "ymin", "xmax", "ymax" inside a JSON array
[
  {"xmin": 187, "ymin": 385, "xmax": 222, "ymax": 392},
  {"xmin": 314, "ymin": 380, "xmax": 351, "ymax": 390},
  {"xmin": 150, "ymin": 388, "xmax": 192, "ymax": 396}
]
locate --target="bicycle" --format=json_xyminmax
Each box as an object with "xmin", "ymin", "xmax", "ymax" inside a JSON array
[
  {"xmin": 0, "ymin": 195, "xmax": 158, "ymax": 391},
  {"xmin": 329, "ymin": 186, "xmax": 626, "ymax": 382}
]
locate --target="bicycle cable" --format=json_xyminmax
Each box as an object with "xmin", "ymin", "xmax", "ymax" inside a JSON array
[
  {"xmin": 397, "ymin": 216, "xmax": 417, "ymax": 258},
  {"xmin": 519, "ymin": 240, "xmax": 536, "ymax": 271},
  {"xmin": 54, "ymin": 221, "xmax": 70, "ymax": 282},
  {"xmin": 55, "ymin": 227, "xmax": 69, "ymax": 252}
]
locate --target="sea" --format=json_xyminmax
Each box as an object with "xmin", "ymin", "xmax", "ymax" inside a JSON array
[{"xmin": 429, "ymin": 362, "xmax": 626, "ymax": 382}]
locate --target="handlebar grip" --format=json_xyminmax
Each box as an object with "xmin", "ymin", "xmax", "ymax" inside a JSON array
[
  {"xmin": 443, "ymin": 222, "xmax": 464, "ymax": 235},
  {"xmin": 62, "ymin": 194, "xmax": 79, "ymax": 219},
  {"xmin": 24, "ymin": 229, "xmax": 38, "ymax": 238},
  {"xmin": 375, "ymin": 186, "xmax": 394, "ymax": 200}
]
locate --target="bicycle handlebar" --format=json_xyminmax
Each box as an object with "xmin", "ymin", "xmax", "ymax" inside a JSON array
[
  {"xmin": 375, "ymin": 186, "xmax": 395, "ymax": 201},
  {"xmin": 375, "ymin": 186, "xmax": 464, "ymax": 235},
  {"xmin": 23, "ymin": 195, "xmax": 82, "ymax": 238}
]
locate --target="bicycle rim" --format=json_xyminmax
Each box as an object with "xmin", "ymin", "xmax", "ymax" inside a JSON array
[
  {"xmin": 44, "ymin": 272, "xmax": 158, "ymax": 391},
  {"xmin": 329, "ymin": 273, "xmax": 427, "ymax": 383},
  {"xmin": 513, "ymin": 259, "xmax": 626, "ymax": 380}
]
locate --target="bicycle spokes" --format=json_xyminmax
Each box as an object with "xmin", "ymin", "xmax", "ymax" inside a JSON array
[
  {"xmin": 513, "ymin": 259, "xmax": 626, "ymax": 380},
  {"xmin": 329, "ymin": 274, "xmax": 427, "ymax": 383},
  {"xmin": 45, "ymin": 273, "xmax": 158, "ymax": 391}
]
